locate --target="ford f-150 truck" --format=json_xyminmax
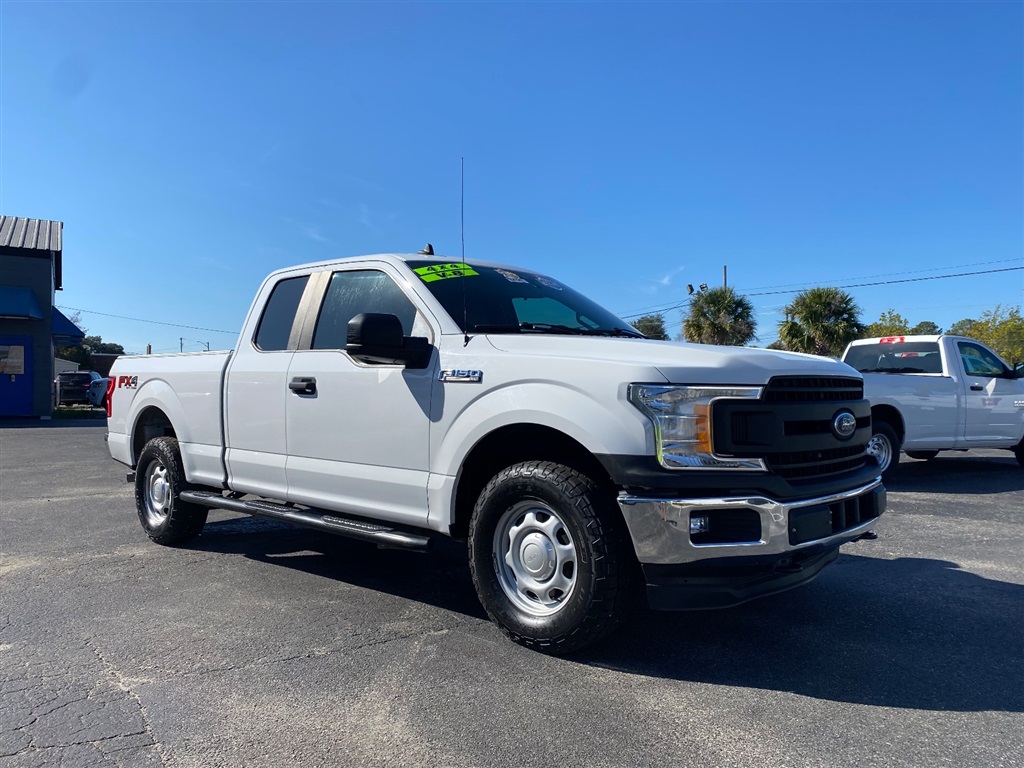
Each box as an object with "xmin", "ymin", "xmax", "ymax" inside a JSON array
[
  {"xmin": 842, "ymin": 335, "xmax": 1024, "ymax": 477},
  {"xmin": 107, "ymin": 253, "xmax": 885, "ymax": 653}
]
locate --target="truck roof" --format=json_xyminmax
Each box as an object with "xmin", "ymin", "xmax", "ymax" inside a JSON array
[
  {"xmin": 847, "ymin": 335, "xmax": 943, "ymax": 346},
  {"xmin": 265, "ymin": 253, "xmax": 533, "ymax": 279}
]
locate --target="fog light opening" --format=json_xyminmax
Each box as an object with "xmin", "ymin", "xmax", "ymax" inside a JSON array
[{"xmin": 690, "ymin": 515, "xmax": 710, "ymax": 535}]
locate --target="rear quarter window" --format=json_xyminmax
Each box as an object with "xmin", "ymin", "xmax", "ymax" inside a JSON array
[{"xmin": 254, "ymin": 275, "xmax": 309, "ymax": 351}]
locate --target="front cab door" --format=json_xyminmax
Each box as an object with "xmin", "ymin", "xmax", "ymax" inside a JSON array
[
  {"xmin": 957, "ymin": 340, "xmax": 1024, "ymax": 446},
  {"xmin": 284, "ymin": 266, "xmax": 437, "ymax": 527}
]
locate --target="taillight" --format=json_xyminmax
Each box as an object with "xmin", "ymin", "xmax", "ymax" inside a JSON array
[{"xmin": 105, "ymin": 376, "xmax": 116, "ymax": 417}]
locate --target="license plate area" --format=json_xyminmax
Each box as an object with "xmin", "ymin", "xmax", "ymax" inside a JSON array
[{"xmin": 789, "ymin": 504, "xmax": 833, "ymax": 545}]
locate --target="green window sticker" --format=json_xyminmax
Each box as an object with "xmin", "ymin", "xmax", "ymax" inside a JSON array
[{"xmin": 413, "ymin": 263, "xmax": 479, "ymax": 282}]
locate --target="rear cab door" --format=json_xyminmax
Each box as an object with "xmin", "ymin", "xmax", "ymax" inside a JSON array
[{"xmin": 224, "ymin": 268, "xmax": 318, "ymax": 499}]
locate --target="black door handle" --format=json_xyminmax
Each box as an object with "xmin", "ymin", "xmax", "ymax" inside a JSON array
[
  {"xmin": 969, "ymin": 384, "xmax": 984, "ymax": 391},
  {"xmin": 289, "ymin": 376, "xmax": 317, "ymax": 395}
]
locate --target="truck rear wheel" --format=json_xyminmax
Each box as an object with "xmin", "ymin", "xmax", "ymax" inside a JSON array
[
  {"xmin": 866, "ymin": 422, "xmax": 900, "ymax": 479},
  {"xmin": 468, "ymin": 461, "xmax": 633, "ymax": 654},
  {"xmin": 134, "ymin": 437, "xmax": 208, "ymax": 546}
]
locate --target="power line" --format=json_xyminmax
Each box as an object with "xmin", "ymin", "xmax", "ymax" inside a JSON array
[
  {"xmin": 57, "ymin": 306, "xmax": 237, "ymax": 334},
  {"xmin": 616, "ymin": 258, "xmax": 1023, "ymax": 319},
  {"xmin": 745, "ymin": 266, "xmax": 1023, "ymax": 296},
  {"xmin": 619, "ymin": 265, "xmax": 1023, "ymax": 320}
]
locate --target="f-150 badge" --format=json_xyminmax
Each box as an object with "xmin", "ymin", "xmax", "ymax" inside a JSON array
[{"xmin": 438, "ymin": 369, "xmax": 483, "ymax": 383}]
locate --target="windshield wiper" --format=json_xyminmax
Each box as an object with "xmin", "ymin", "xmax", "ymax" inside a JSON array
[
  {"xmin": 592, "ymin": 326, "xmax": 646, "ymax": 338},
  {"xmin": 471, "ymin": 323, "xmax": 646, "ymax": 338},
  {"xmin": 472, "ymin": 322, "xmax": 588, "ymax": 335},
  {"xmin": 859, "ymin": 367, "xmax": 927, "ymax": 374}
]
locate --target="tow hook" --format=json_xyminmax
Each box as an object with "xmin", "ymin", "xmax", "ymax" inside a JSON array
[{"xmin": 858, "ymin": 530, "xmax": 878, "ymax": 541}]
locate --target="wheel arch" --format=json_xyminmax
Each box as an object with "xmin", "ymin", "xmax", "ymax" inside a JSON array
[
  {"xmin": 871, "ymin": 403, "xmax": 905, "ymax": 445},
  {"xmin": 448, "ymin": 423, "xmax": 616, "ymax": 540},
  {"xmin": 130, "ymin": 406, "xmax": 178, "ymax": 467}
]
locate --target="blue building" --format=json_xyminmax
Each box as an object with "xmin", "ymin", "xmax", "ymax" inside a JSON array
[{"xmin": 0, "ymin": 216, "xmax": 85, "ymax": 418}]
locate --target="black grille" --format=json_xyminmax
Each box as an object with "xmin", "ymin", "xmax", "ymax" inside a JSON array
[
  {"xmin": 763, "ymin": 376, "xmax": 863, "ymax": 403},
  {"xmin": 765, "ymin": 444, "xmax": 867, "ymax": 482},
  {"xmin": 716, "ymin": 375, "xmax": 870, "ymax": 483}
]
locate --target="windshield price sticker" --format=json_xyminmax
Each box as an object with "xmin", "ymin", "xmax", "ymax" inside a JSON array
[
  {"xmin": 414, "ymin": 263, "xmax": 479, "ymax": 282},
  {"xmin": 535, "ymin": 275, "xmax": 563, "ymax": 291},
  {"xmin": 495, "ymin": 269, "xmax": 528, "ymax": 284}
]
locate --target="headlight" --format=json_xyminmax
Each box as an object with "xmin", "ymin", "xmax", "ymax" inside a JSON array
[{"xmin": 628, "ymin": 385, "xmax": 766, "ymax": 471}]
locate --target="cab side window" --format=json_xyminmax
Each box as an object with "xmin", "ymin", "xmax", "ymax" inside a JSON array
[
  {"xmin": 312, "ymin": 270, "xmax": 427, "ymax": 350},
  {"xmin": 254, "ymin": 275, "xmax": 309, "ymax": 351},
  {"xmin": 957, "ymin": 342, "xmax": 1005, "ymax": 377}
]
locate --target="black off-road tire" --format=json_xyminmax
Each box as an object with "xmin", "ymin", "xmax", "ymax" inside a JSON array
[
  {"xmin": 866, "ymin": 421, "xmax": 901, "ymax": 480},
  {"xmin": 134, "ymin": 436, "xmax": 208, "ymax": 546},
  {"xmin": 905, "ymin": 450, "xmax": 939, "ymax": 461},
  {"xmin": 468, "ymin": 461, "xmax": 635, "ymax": 655}
]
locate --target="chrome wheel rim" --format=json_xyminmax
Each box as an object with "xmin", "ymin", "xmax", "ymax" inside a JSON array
[
  {"xmin": 866, "ymin": 433, "xmax": 893, "ymax": 473},
  {"xmin": 143, "ymin": 460, "xmax": 171, "ymax": 527},
  {"xmin": 493, "ymin": 501, "xmax": 578, "ymax": 617}
]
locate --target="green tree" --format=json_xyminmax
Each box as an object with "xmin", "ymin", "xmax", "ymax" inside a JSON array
[
  {"xmin": 681, "ymin": 287, "xmax": 756, "ymax": 346},
  {"xmin": 633, "ymin": 314, "xmax": 669, "ymax": 340},
  {"xmin": 777, "ymin": 287, "xmax": 864, "ymax": 357},
  {"xmin": 947, "ymin": 318, "xmax": 977, "ymax": 337},
  {"xmin": 965, "ymin": 306, "xmax": 1024, "ymax": 364},
  {"xmin": 910, "ymin": 320, "xmax": 942, "ymax": 335},
  {"xmin": 56, "ymin": 335, "xmax": 126, "ymax": 369},
  {"xmin": 863, "ymin": 309, "xmax": 910, "ymax": 339}
]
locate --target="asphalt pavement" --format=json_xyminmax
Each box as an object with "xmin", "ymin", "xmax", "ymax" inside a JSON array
[{"xmin": 1, "ymin": 423, "xmax": 1022, "ymax": 768}]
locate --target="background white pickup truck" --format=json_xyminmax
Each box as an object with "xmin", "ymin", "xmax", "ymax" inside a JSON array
[
  {"xmin": 842, "ymin": 335, "xmax": 1024, "ymax": 476},
  {"xmin": 107, "ymin": 253, "xmax": 884, "ymax": 653}
]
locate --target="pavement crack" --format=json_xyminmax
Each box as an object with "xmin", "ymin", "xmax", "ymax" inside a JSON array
[{"xmin": 86, "ymin": 636, "xmax": 168, "ymax": 767}]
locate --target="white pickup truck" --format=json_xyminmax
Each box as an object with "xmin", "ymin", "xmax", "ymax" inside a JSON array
[
  {"xmin": 842, "ymin": 335, "xmax": 1024, "ymax": 476},
  {"xmin": 107, "ymin": 253, "xmax": 885, "ymax": 653}
]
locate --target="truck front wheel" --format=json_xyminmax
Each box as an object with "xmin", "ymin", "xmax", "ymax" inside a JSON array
[
  {"xmin": 134, "ymin": 436, "xmax": 208, "ymax": 546},
  {"xmin": 468, "ymin": 461, "xmax": 633, "ymax": 654},
  {"xmin": 866, "ymin": 422, "xmax": 900, "ymax": 479}
]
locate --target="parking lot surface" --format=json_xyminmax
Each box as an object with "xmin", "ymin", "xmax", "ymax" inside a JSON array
[{"xmin": 1, "ymin": 423, "xmax": 1022, "ymax": 768}]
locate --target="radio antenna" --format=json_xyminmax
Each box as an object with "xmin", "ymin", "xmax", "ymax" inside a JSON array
[{"xmin": 461, "ymin": 156, "xmax": 469, "ymax": 347}]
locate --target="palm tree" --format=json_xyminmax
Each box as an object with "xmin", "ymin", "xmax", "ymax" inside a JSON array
[
  {"xmin": 682, "ymin": 287, "xmax": 756, "ymax": 346},
  {"xmin": 777, "ymin": 287, "xmax": 863, "ymax": 357}
]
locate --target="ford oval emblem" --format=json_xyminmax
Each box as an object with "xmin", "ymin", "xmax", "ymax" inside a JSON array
[{"xmin": 833, "ymin": 410, "xmax": 857, "ymax": 440}]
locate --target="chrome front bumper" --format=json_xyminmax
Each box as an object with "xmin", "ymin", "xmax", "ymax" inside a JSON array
[{"xmin": 618, "ymin": 478, "xmax": 885, "ymax": 565}]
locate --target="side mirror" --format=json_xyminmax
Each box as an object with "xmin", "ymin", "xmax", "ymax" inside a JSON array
[{"xmin": 346, "ymin": 313, "xmax": 432, "ymax": 368}]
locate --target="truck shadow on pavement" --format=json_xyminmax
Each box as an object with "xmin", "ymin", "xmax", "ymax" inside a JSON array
[
  {"xmin": 585, "ymin": 552, "xmax": 1024, "ymax": 713},
  {"xmin": 195, "ymin": 516, "xmax": 1023, "ymax": 713},
  {"xmin": 886, "ymin": 454, "xmax": 1024, "ymax": 494}
]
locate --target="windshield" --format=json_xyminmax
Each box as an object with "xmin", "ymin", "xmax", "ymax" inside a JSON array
[
  {"xmin": 409, "ymin": 261, "xmax": 641, "ymax": 337},
  {"xmin": 844, "ymin": 341, "xmax": 944, "ymax": 374}
]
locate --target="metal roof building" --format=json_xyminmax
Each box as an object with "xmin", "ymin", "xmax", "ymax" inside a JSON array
[{"xmin": 1, "ymin": 215, "xmax": 84, "ymax": 417}]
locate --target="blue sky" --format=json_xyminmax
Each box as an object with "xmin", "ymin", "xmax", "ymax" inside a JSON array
[{"xmin": 2, "ymin": 1, "xmax": 1021, "ymax": 354}]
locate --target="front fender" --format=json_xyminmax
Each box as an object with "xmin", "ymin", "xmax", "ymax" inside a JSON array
[{"xmin": 431, "ymin": 380, "xmax": 652, "ymax": 478}]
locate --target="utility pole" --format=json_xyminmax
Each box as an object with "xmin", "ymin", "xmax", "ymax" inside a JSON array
[
  {"xmin": 180, "ymin": 337, "xmax": 184, "ymax": 353},
  {"xmin": 202, "ymin": 341, "xmax": 210, "ymax": 351},
  {"xmin": 723, "ymin": 265, "xmax": 728, "ymax": 288}
]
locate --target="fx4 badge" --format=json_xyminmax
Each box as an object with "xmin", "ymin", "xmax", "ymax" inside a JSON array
[
  {"xmin": 116, "ymin": 375, "xmax": 138, "ymax": 389},
  {"xmin": 438, "ymin": 369, "xmax": 483, "ymax": 383}
]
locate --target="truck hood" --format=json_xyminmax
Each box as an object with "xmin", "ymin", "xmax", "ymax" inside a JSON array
[{"xmin": 482, "ymin": 335, "xmax": 859, "ymax": 385}]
